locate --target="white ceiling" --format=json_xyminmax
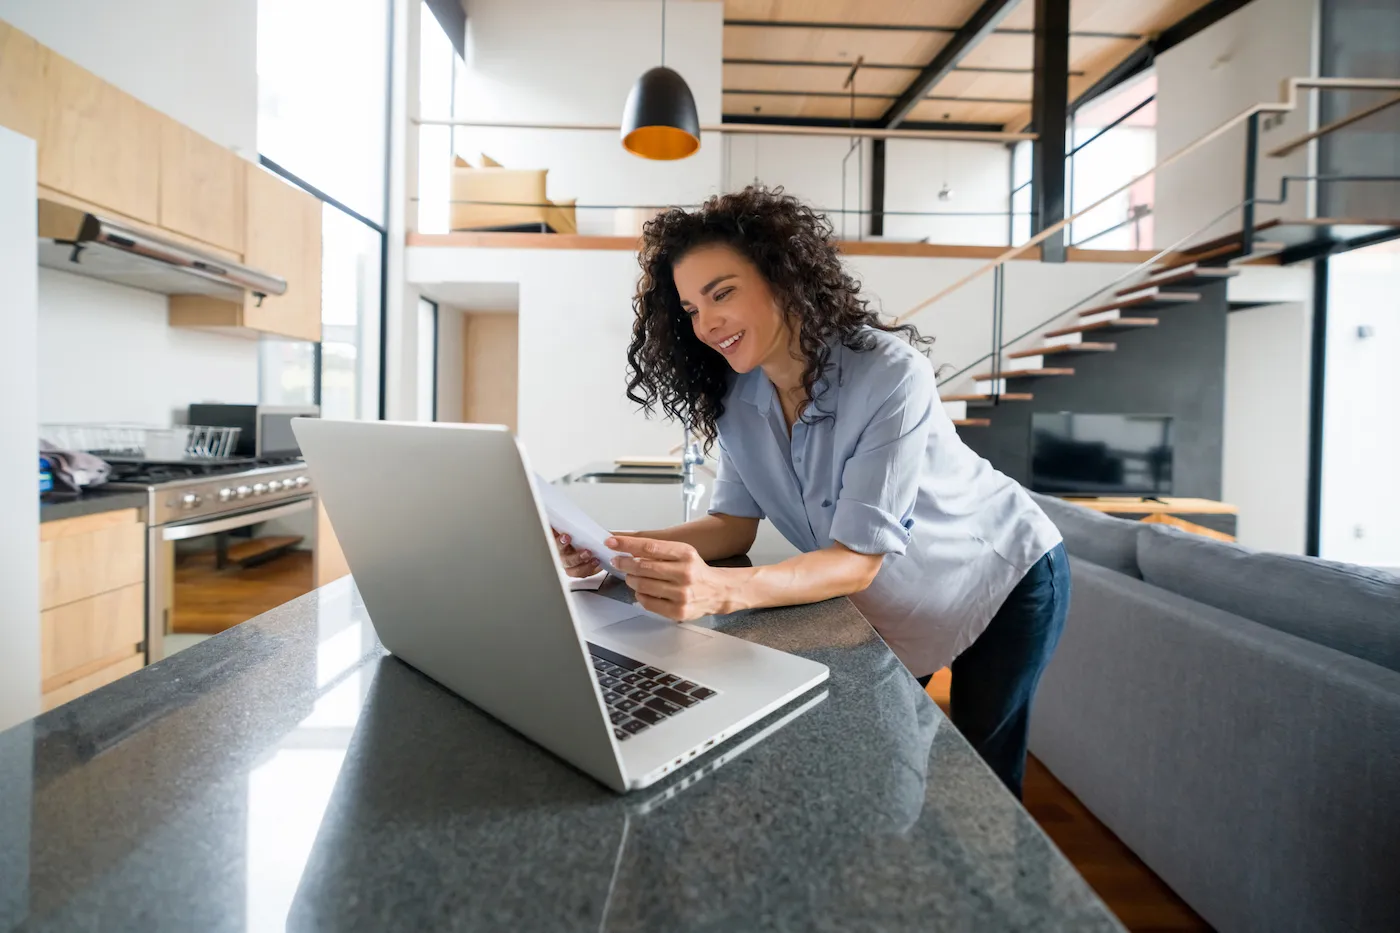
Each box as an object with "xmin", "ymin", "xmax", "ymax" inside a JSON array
[{"xmin": 418, "ymin": 281, "xmax": 520, "ymax": 312}]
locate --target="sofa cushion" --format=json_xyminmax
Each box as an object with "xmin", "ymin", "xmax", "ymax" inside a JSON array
[
  {"xmin": 1137, "ymin": 524, "xmax": 1400, "ymax": 674},
  {"xmin": 1029, "ymin": 491, "xmax": 1143, "ymax": 578}
]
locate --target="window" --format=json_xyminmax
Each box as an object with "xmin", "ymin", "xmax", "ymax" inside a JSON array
[
  {"xmin": 257, "ymin": 0, "xmax": 390, "ymax": 224},
  {"xmin": 1067, "ymin": 73, "xmax": 1156, "ymax": 249},
  {"xmin": 417, "ymin": 3, "xmax": 459, "ymax": 234},
  {"xmin": 320, "ymin": 204, "xmax": 384, "ymax": 421},
  {"xmin": 256, "ymin": 0, "xmax": 390, "ymax": 420}
]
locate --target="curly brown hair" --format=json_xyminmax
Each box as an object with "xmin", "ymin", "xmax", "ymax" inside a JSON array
[{"xmin": 625, "ymin": 186, "xmax": 931, "ymax": 448}]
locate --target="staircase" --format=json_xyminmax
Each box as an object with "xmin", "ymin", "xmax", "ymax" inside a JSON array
[{"xmin": 940, "ymin": 218, "xmax": 1400, "ymax": 431}]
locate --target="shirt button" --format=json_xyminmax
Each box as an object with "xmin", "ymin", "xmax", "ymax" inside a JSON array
[
  {"xmin": 822, "ymin": 499, "xmax": 832, "ymax": 508},
  {"xmin": 794, "ymin": 456, "xmax": 802, "ymax": 463}
]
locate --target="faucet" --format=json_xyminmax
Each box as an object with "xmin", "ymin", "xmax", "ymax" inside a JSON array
[
  {"xmin": 681, "ymin": 419, "xmax": 706, "ymax": 521},
  {"xmin": 681, "ymin": 418, "xmax": 705, "ymax": 485}
]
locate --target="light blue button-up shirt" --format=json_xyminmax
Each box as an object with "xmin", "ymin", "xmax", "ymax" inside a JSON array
[{"xmin": 709, "ymin": 327, "xmax": 1062, "ymax": 675}]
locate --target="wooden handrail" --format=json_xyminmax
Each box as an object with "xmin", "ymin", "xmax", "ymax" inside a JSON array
[
  {"xmin": 892, "ymin": 76, "xmax": 1400, "ymax": 325},
  {"xmin": 1267, "ymin": 92, "xmax": 1400, "ymax": 158}
]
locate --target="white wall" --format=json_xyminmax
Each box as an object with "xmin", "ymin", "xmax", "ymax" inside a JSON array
[
  {"xmin": 1155, "ymin": 0, "xmax": 1316, "ymax": 247},
  {"xmin": 1223, "ymin": 303, "xmax": 1312, "ymax": 554},
  {"xmin": 883, "ymin": 139, "xmax": 1011, "ymax": 247},
  {"xmin": 723, "ymin": 134, "xmax": 873, "ymax": 239},
  {"xmin": 408, "ymin": 243, "xmax": 1135, "ymax": 477},
  {"xmin": 36, "ymin": 269, "xmax": 261, "ymax": 425},
  {"xmin": 435, "ymin": 306, "xmax": 465, "ymax": 422},
  {"xmin": 721, "ymin": 135, "xmax": 1012, "ymax": 246},
  {"xmin": 1218, "ymin": 265, "xmax": 1316, "ymax": 555},
  {"xmin": 1320, "ymin": 245, "xmax": 1400, "ymax": 566},
  {"xmin": 451, "ymin": 0, "xmax": 724, "ymax": 235},
  {"xmin": 0, "ymin": 126, "xmax": 39, "ymax": 731},
  {"xmin": 0, "ymin": 0, "xmax": 258, "ymax": 156}
]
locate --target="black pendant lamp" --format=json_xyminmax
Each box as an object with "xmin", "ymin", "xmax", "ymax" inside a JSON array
[{"xmin": 621, "ymin": 0, "xmax": 700, "ymax": 160}]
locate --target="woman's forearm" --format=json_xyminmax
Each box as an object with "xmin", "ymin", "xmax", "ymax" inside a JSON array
[
  {"xmin": 720, "ymin": 544, "xmax": 883, "ymax": 613},
  {"xmin": 632, "ymin": 513, "xmax": 758, "ymax": 562}
]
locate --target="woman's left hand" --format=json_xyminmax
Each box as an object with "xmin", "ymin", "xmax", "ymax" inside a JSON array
[{"xmin": 607, "ymin": 535, "xmax": 736, "ymax": 622}]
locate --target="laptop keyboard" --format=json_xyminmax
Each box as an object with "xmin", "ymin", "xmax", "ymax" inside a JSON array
[{"xmin": 587, "ymin": 643, "xmax": 719, "ymax": 742}]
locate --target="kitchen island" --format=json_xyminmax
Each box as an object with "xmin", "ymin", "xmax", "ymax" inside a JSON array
[{"xmin": 0, "ymin": 477, "xmax": 1122, "ymax": 932}]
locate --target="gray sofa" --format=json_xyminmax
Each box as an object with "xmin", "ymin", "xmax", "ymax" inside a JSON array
[{"xmin": 1027, "ymin": 493, "xmax": 1400, "ymax": 933}]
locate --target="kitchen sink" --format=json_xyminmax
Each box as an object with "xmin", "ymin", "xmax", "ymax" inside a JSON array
[{"xmin": 569, "ymin": 472, "xmax": 683, "ymax": 484}]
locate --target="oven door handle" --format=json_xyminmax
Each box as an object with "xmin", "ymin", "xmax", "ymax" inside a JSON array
[{"xmin": 160, "ymin": 496, "xmax": 315, "ymax": 541}]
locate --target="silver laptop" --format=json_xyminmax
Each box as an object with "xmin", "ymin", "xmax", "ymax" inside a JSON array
[{"xmin": 293, "ymin": 419, "xmax": 829, "ymax": 792}]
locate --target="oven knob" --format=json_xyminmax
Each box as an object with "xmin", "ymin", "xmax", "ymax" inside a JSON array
[
  {"xmin": 180, "ymin": 493, "xmax": 202, "ymax": 510},
  {"xmin": 294, "ymin": 476, "xmax": 310, "ymax": 488},
  {"xmin": 266, "ymin": 480, "xmax": 283, "ymax": 493},
  {"xmin": 218, "ymin": 488, "xmax": 234, "ymax": 502},
  {"xmin": 236, "ymin": 485, "xmax": 252, "ymax": 499},
  {"xmin": 252, "ymin": 483, "xmax": 269, "ymax": 496}
]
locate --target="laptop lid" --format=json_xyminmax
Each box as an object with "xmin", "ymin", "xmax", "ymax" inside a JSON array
[{"xmin": 292, "ymin": 419, "xmax": 627, "ymax": 791}]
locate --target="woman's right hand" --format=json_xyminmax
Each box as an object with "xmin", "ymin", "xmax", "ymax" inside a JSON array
[{"xmin": 552, "ymin": 529, "xmax": 603, "ymax": 578}]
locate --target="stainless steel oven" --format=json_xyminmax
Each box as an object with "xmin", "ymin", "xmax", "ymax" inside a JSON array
[{"xmin": 108, "ymin": 460, "xmax": 318, "ymax": 661}]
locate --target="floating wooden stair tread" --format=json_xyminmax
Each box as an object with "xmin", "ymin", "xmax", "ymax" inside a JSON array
[
  {"xmin": 1045, "ymin": 318, "xmax": 1158, "ymax": 338},
  {"xmin": 1078, "ymin": 290, "xmax": 1199, "ymax": 317},
  {"xmin": 1176, "ymin": 219, "xmax": 1284, "ymax": 258},
  {"xmin": 1007, "ymin": 342, "xmax": 1114, "ymax": 359},
  {"xmin": 953, "ymin": 418, "xmax": 991, "ymax": 427},
  {"xmin": 969, "ymin": 366, "xmax": 1074, "ymax": 381},
  {"xmin": 1151, "ymin": 242, "xmax": 1241, "ymax": 273},
  {"xmin": 941, "ymin": 392, "xmax": 1034, "ymax": 403},
  {"xmin": 1116, "ymin": 265, "xmax": 1237, "ymax": 295}
]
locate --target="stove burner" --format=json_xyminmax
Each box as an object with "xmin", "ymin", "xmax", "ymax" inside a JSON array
[{"xmin": 102, "ymin": 455, "xmax": 299, "ymax": 485}]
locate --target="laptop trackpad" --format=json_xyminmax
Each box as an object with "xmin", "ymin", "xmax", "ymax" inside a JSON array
[{"xmin": 599, "ymin": 616, "xmax": 713, "ymax": 659}]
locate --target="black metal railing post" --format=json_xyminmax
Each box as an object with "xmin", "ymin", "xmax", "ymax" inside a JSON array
[
  {"xmin": 1241, "ymin": 111, "xmax": 1260, "ymax": 257},
  {"xmin": 990, "ymin": 264, "xmax": 1005, "ymax": 403}
]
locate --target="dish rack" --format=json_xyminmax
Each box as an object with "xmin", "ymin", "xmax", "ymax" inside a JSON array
[{"xmin": 40, "ymin": 424, "xmax": 243, "ymax": 460}]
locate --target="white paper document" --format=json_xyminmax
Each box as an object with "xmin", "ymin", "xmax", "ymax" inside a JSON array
[{"xmin": 533, "ymin": 473, "xmax": 628, "ymax": 578}]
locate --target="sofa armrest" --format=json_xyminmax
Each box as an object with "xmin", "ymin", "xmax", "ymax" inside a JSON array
[{"xmin": 1030, "ymin": 557, "xmax": 1400, "ymax": 933}]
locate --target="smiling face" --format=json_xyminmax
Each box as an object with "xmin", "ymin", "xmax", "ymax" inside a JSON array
[{"xmin": 672, "ymin": 243, "xmax": 791, "ymax": 374}]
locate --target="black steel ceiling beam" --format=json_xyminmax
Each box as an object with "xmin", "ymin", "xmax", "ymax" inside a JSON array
[
  {"xmin": 722, "ymin": 18, "xmax": 1142, "ymax": 40},
  {"xmin": 1031, "ymin": 0, "xmax": 1070, "ymax": 263},
  {"xmin": 878, "ymin": 0, "xmax": 1024, "ymax": 129}
]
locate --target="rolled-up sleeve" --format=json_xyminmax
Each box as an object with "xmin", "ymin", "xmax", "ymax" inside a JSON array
[
  {"xmin": 829, "ymin": 366, "xmax": 935, "ymax": 556},
  {"xmin": 708, "ymin": 435, "xmax": 765, "ymax": 519}
]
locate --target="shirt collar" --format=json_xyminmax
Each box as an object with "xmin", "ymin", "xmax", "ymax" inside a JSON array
[{"xmin": 732, "ymin": 337, "xmax": 844, "ymax": 418}]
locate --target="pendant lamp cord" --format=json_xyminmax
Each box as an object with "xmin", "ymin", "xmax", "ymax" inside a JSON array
[{"xmin": 661, "ymin": 0, "xmax": 667, "ymax": 67}]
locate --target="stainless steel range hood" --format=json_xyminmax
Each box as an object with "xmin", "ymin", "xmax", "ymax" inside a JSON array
[{"xmin": 38, "ymin": 199, "xmax": 287, "ymax": 302}]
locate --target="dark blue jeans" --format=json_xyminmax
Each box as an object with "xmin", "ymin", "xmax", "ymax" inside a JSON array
[{"xmin": 919, "ymin": 542, "xmax": 1070, "ymax": 799}]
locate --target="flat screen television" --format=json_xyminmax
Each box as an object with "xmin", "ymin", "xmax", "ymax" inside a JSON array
[{"xmin": 1030, "ymin": 413, "xmax": 1174, "ymax": 497}]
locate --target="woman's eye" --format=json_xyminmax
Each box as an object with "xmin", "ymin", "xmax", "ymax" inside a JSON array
[{"xmin": 715, "ymin": 288, "xmax": 733, "ymax": 301}]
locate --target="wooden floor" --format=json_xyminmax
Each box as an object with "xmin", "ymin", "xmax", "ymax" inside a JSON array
[
  {"xmin": 925, "ymin": 671, "xmax": 1212, "ymax": 933},
  {"xmin": 171, "ymin": 548, "xmax": 316, "ymax": 634}
]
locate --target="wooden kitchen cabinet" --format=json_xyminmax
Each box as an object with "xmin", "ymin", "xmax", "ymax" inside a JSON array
[
  {"xmin": 0, "ymin": 24, "xmax": 162, "ymax": 224},
  {"xmin": 158, "ymin": 116, "xmax": 245, "ymax": 254},
  {"xmin": 39, "ymin": 509, "xmax": 147, "ymax": 711},
  {"xmin": 169, "ymin": 162, "xmax": 322, "ymax": 341}
]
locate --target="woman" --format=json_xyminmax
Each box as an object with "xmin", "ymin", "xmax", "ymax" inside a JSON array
[{"xmin": 555, "ymin": 187, "xmax": 1068, "ymax": 799}]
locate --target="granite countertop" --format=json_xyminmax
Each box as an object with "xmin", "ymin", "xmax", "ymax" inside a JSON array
[
  {"xmin": 0, "ymin": 480, "xmax": 1122, "ymax": 932},
  {"xmin": 39, "ymin": 487, "xmax": 148, "ymax": 523}
]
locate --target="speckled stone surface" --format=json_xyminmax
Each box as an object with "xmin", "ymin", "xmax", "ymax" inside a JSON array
[
  {"xmin": 38, "ymin": 488, "xmax": 148, "ymax": 523},
  {"xmin": 0, "ymin": 482, "xmax": 1123, "ymax": 933}
]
